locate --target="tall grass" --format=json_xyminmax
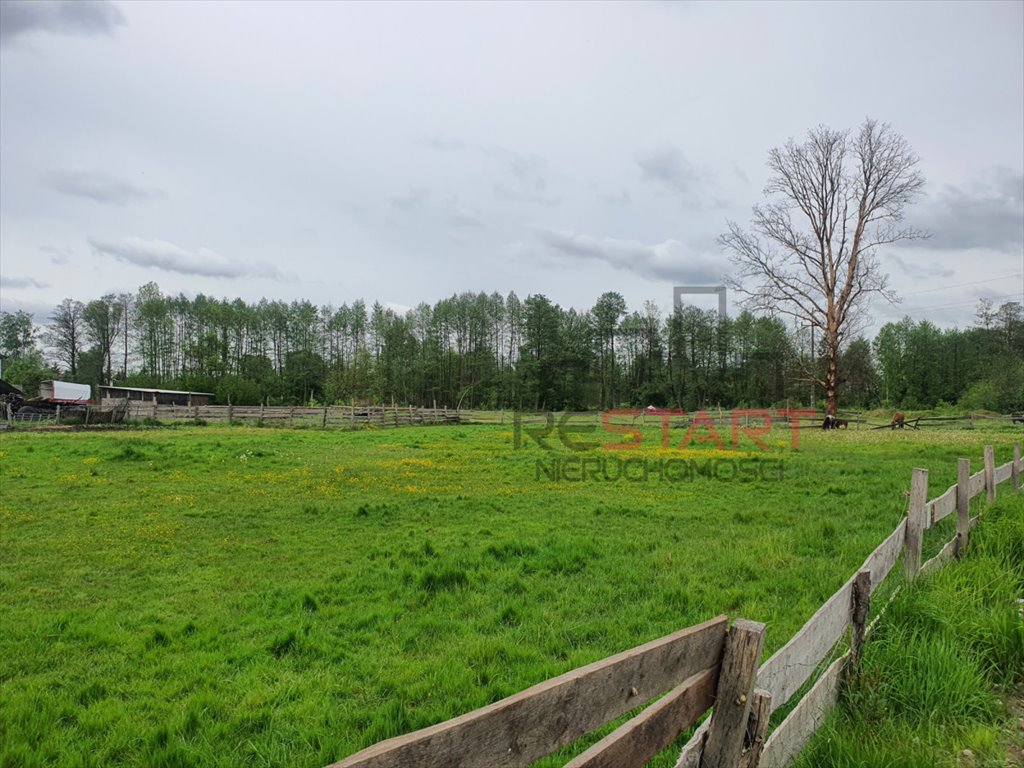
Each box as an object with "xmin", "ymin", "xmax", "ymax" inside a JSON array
[{"xmin": 795, "ymin": 494, "xmax": 1024, "ymax": 767}]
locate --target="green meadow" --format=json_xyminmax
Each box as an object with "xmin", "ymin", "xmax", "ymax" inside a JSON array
[{"xmin": 0, "ymin": 421, "xmax": 1021, "ymax": 767}]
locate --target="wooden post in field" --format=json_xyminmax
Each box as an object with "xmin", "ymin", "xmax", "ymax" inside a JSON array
[
  {"xmin": 259, "ymin": 401, "xmax": 264, "ymax": 422},
  {"xmin": 227, "ymin": 397, "xmax": 234, "ymax": 423},
  {"xmin": 1013, "ymin": 443, "xmax": 1021, "ymax": 492},
  {"xmin": 6, "ymin": 403, "xmax": 13, "ymax": 428},
  {"xmin": 984, "ymin": 445, "xmax": 995, "ymax": 502},
  {"xmin": 904, "ymin": 468, "xmax": 928, "ymax": 582},
  {"xmin": 701, "ymin": 619, "xmax": 766, "ymax": 768},
  {"xmin": 289, "ymin": 407, "xmax": 295, "ymax": 428},
  {"xmin": 322, "ymin": 407, "xmax": 328, "ymax": 429},
  {"xmin": 849, "ymin": 569, "xmax": 871, "ymax": 671},
  {"xmin": 956, "ymin": 458, "xmax": 971, "ymax": 558},
  {"xmin": 55, "ymin": 405, "xmax": 61, "ymax": 424}
]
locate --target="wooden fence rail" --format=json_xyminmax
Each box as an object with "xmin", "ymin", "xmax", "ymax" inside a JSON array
[
  {"xmin": 319, "ymin": 444, "xmax": 1022, "ymax": 768},
  {"xmin": 119, "ymin": 404, "xmax": 1024, "ymax": 432},
  {"xmin": 676, "ymin": 442, "xmax": 1022, "ymax": 768}
]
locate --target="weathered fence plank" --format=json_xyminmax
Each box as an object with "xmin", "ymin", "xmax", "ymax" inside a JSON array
[
  {"xmin": 1014, "ymin": 443, "xmax": 1021, "ymax": 491},
  {"xmin": 920, "ymin": 535, "xmax": 958, "ymax": 577},
  {"xmin": 968, "ymin": 470, "xmax": 986, "ymax": 499},
  {"xmin": 756, "ymin": 580, "xmax": 852, "ymax": 710},
  {"xmin": 928, "ymin": 484, "xmax": 957, "ymax": 526},
  {"xmin": 984, "ymin": 445, "xmax": 996, "ymax": 502},
  {"xmin": 738, "ymin": 689, "xmax": 773, "ymax": 768},
  {"xmin": 859, "ymin": 519, "xmax": 906, "ymax": 591},
  {"xmin": 758, "ymin": 654, "xmax": 845, "ymax": 768},
  {"xmin": 329, "ymin": 616, "xmax": 728, "ymax": 768},
  {"xmin": 563, "ymin": 667, "xmax": 718, "ymax": 768},
  {"xmin": 904, "ymin": 468, "xmax": 929, "ymax": 581},
  {"xmin": 849, "ymin": 570, "xmax": 871, "ymax": 670},
  {"xmin": 957, "ymin": 458, "xmax": 971, "ymax": 558},
  {"xmin": 994, "ymin": 461, "xmax": 1012, "ymax": 485},
  {"xmin": 702, "ymin": 619, "xmax": 766, "ymax": 768}
]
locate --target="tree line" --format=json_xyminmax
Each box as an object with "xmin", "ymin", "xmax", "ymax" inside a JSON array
[{"xmin": 0, "ymin": 283, "xmax": 1021, "ymax": 412}]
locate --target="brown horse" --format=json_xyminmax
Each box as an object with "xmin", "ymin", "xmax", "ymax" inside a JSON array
[{"xmin": 891, "ymin": 411, "xmax": 905, "ymax": 430}]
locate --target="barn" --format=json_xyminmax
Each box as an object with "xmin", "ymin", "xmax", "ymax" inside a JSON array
[{"xmin": 99, "ymin": 385, "xmax": 214, "ymax": 407}]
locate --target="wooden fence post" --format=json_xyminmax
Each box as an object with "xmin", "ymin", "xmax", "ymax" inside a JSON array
[
  {"xmin": 258, "ymin": 402, "xmax": 264, "ymax": 422},
  {"xmin": 701, "ymin": 618, "xmax": 766, "ymax": 768},
  {"xmin": 738, "ymin": 688, "xmax": 772, "ymax": 768},
  {"xmin": 849, "ymin": 570, "xmax": 871, "ymax": 671},
  {"xmin": 322, "ymin": 407, "xmax": 328, "ymax": 429},
  {"xmin": 904, "ymin": 468, "xmax": 928, "ymax": 582},
  {"xmin": 289, "ymin": 407, "xmax": 295, "ymax": 428},
  {"xmin": 956, "ymin": 458, "xmax": 971, "ymax": 558},
  {"xmin": 984, "ymin": 445, "xmax": 996, "ymax": 502},
  {"xmin": 6, "ymin": 403, "xmax": 13, "ymax": 428},
  {"xmin": 1013, "ymin": 443, "xmax": 1021, "ymax": 492}
]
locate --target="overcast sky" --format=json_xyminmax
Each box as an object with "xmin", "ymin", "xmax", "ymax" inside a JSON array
[{"xmin": 1, "ymin": 0, "xmax": 1022, "ymax": 336}]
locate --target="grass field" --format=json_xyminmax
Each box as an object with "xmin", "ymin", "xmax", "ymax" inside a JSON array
[{"xmin": 1, "ymin": 420, "xmax": 1022, "ymax": 767}]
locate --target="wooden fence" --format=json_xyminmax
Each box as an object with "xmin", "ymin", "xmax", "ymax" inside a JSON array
[
  {"xmin": 120, "ymin": 403, "xmax": 1024, "ymax": 432},
  {"xmin": 328, "ymin": 444, "xmax": 1023, "ymax": 768},
  {"xmin": 125, "ymin": 402, "xmax": 461, "ymax": 428}
]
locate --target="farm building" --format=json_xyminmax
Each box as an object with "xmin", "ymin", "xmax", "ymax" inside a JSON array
[{"xmin": 99, "ymin": 385, "xmax": 214, "ymax": 407}]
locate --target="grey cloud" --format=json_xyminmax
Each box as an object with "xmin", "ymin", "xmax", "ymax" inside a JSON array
[
  {"xmin": 88, "ymin": 236, "xmax": 287, "ymax": 280},
  {"xmin": 39, "ymin": 245, "xmax": 73, "ymax": 265},
  {"xmin": 0, "ymin": 0, "xmax": 124, "ymax": 46},
  {"xmin": 908, "ymin": 168, "xmax": 1024, "ymax": 253},
  {"xmin": 0, "ymin": 297, "xmax": 54, "ymax": 325},
  {"xmin": 47, "ymin": 170, "xmax": 165, "ymax": 206},
  {"xmin": 536, "ymin": 228, "xmax": 726, "ymax": 283},
  {"xmin": 493, "ymin": 183, "xmax": 560, "ymax": 205},
  {"xmin": 424, "ymin": 135, "xmax": 466, "ymax": 152},
  {"xmin": 0, "ymin": 275, "xmax": 48, "ymax": 289},
  {"xmin": 636, "ymin": 146, "xmax": 702, "ymax": 196},
  {"xmin": 888, "ymin": 254, "xmax": 955, "ymax": 280},
  {"xmin": 449, "ymin": 208, "xmax": 483, "ymax": 229},
  {"xmin": 599, "ymin": 188, "xmax": 632, "ymax": 207},
  {"xmin": 427, "ymin": 137, "xmax": 557, "ymax": 205},
  {"xmin": 390, "ymin": 187, "xmax": 430, "ymax": 212}
]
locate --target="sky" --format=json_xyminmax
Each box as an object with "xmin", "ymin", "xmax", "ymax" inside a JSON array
[{"xmin": 1, "ymin": 0, "xmax": 1022, "ymax": 337}]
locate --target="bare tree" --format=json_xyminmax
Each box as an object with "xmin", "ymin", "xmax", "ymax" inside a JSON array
[
  {"xmin": 46, "ymin": 298, "xmax": 86, "ymax": 377},
  {"xmin": 722, "ymin": 119, "xmax": 925, "ymax": 415}
]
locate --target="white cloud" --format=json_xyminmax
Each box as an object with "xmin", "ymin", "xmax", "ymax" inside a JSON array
[
  {"xmin": 47, "ymin": 170, "xmax": 165, "ymax": 206},
  {"xmin": 536, "ymin": 229, "xmax": 728, "ymax": 284},
  {"xmin": 0, "ymin": 0, "xmax": 124, "ymax": 46},
  {"xmin": 88, "ymin": 237, "xmax": 288, "ymax": 280},
  {"xmin": 0, "ymin": 275, "xmax": 48, "ymax": 289}
]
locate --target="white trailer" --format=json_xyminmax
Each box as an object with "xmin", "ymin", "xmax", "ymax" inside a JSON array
[{"xmin": 38, "ymin": 381, "xmax": 92, "ymax": 403}]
